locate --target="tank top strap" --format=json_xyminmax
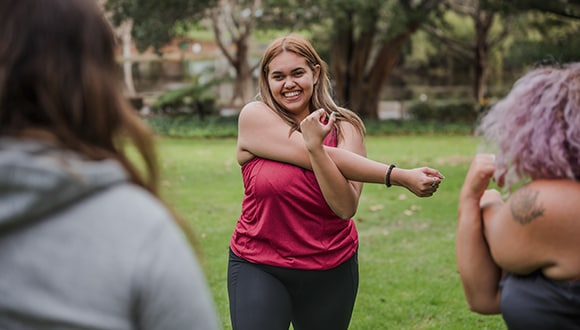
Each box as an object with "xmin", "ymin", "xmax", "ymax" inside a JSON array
[{"xmin": 323, "ymin": 125, "xmax": 338, "ymax": 147}]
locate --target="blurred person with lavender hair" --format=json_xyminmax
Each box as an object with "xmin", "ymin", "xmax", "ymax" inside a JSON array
[{"xmin": 457, "ymin": 62, "xmax": 580, "ymax": 329}]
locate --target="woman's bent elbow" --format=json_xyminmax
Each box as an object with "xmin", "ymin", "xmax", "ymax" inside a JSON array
[
  {"xmin": 333, "ymin": 208, "xmax": 356, "ymax": 220},
  {"xmin": 328, "ymin": 200, "xmax": 358, "ymax": 220},
  {"xmin": 466, "ymin": 297, "xmax": 501, "ymax": 315}
]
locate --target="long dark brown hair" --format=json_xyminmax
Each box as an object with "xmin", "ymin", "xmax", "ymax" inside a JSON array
[{"xmin": 0, "ymin": 0, "xmax": 197, "ymax": 245}]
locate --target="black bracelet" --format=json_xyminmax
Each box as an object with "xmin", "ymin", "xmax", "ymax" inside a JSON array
[{"xmin": 385, "ymin": 164, "xmax": 396, "ymax": 187}]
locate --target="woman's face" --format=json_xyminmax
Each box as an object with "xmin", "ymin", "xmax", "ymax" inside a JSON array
[{"xmin": 267, "ymin": 51, "xmax": 320, "ymax": 121}]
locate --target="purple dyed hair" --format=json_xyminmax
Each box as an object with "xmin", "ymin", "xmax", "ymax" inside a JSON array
[{"xmin": 477, "ymin": 62, "xmax": 580, "ymax": 192}]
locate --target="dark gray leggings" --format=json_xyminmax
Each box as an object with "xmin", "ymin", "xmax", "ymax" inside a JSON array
[{"xmin": 227, "ymin": 249, "xmax": 359, "ymax": 330}]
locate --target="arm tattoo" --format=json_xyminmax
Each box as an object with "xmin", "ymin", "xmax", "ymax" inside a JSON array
[{"xmin": 510, "ymin": 186, "xmax": 544, "ymax": 224}]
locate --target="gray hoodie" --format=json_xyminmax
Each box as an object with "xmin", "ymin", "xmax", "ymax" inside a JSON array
[{"xmin": 0, "ymin": 138, "xmax": 221, "ymax": 330}]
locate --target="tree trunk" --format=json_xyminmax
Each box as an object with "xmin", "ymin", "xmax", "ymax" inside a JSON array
[
  {"xmin": 119, "ymin": 20, "xmax": 136, "ymax": 97},
  {"xmin": 331, "ymin": 19, "xmax": 418, "ymax": 119},
  {"xmin": 474, "ymin": 42, "xmax": 488, "ymax": 103},
  {"xmin": 330, "ymin": 9, "xmax": 355, "ymax": 112},
  {"xmin": 473, "ymin": 9, "xmax": 493, "ymax": 104},
  {"xmin": 230, "ymin": 38, "xmax": 255, "ymax": 107},
  {"xmin": 209, "ymin": 0, "xmax": 259, "ymax": 109}
]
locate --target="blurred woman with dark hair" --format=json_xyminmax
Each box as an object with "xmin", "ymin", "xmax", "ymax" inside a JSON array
[{"xmin": 0, "ymin": 0, "xmax": 220, "ymax": 329}]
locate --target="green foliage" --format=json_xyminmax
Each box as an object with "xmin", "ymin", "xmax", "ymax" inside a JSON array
[
  {"xmin": 258, "ymin": 0, "xmax": 324, "ymax": 30},
  {"xmin": 150, "ymin": 71, "xmax": 225, "ymax": 119},
  {"xmin": 486, "ymin": 0, "xmax": 580, "ymax": 19},
  {"xmin": 106, "ymin": 0, "xmax": 216, "ymax": 51},
  {"xmin": 364, "ymin": 119, "xmax": 476, "ymax": 136},
  {"xmin": 107, "ymin": 0, "xmax": 580, "ymax": 121},
  {"xmin": 405, "ymin": 30, "xmax": 438, "ymax": 68},
  {"xmin": 494, "ymin": 9, "xmax": 580, "ymax": 70},
  {"xmin": 407, "ymin": 100, "xmax": 480, "ymax": 124},
  {"xmin": 151, "ymin": 86, "xmax": 217, "ymax": 118},
  {"xmin": 437, "ymin": 10, "xmax": 475, "ymax": 40},
  {"xmin": 145, "ymin": 114, "xmax": 238, "ymax": 138},
  {"xmin": 504, "ymin": 26, "xmax": 580, "ymax": 68},
  {"xmin": 143, "ymin": 113, "xmax": 477, "ymax": 138}
]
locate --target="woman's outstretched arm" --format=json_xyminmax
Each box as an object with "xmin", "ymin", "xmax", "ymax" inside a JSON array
[{"xmin": 237, "ymin": 101, "xmax": 443, "ymax": 197}]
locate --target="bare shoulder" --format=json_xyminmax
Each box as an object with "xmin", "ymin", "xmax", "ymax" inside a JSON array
[
  {"xmin": 336, "ymin": 119, "xmax": 361, "ymax": 136},
  {"xmin": 239, "ymin": 101, "xmax": 271, "ymax": 117},
  {"xmin": 236, "ymin": 102, "xmax": 268, "ymax": 165},
  {"xmin": 513, "ymin": 180, "xmax": 580, "ymax": 223},
  {"xmin": 336, "ymin": 120, "xmax": 366, "ymax": 155},
  {"xmin": 508, "ymin": 183, "xmax": 546, "ymax": 225},
  {"xmin": 241, "ymin": 100, "xmax": 265, "ymax": 110},
  {"xmin": 238, "ymin": 101, "xmax": 281, "ymax": 126},
  {"xmin": 491, "ymin": 179, "xmax": 580, "ymax": 278}
]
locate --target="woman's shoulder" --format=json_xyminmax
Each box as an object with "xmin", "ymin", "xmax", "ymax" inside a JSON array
[
  {"xmin": 511, "ymin": 180, "xmax": 580, "ymax": 225},
  {"xmin": 240, "ymin": 101, "xmax": 270, "ymax": 113},
  {"xmin": 491, "ymin": 179, "xmax": 580, "ymax": 279},
  {"xmin": 334, "ymin": 118, "xmax": 366, "ymax": 153},
  {"xmin": 238, "ymin": 101, "xmax": 279, "ymax": 123}
]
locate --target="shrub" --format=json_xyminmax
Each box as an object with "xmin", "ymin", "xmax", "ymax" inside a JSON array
[
  {"xmin": 144, "ymin": 114, "xmax": 238, "ymax": 138},
  {"xmin": 407, "ymin": 99, "xmax": 479, "ymax": 123},
  {"xmin": 151, "ymin": 84, "xmax": 218, "ymax": 119},
  {"xmin": 150, "ymin": 71, "xmax": 226, "ymax": 119}
]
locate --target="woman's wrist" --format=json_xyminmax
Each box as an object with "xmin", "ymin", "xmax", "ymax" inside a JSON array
[
  {"xmin": 387, "ymin": 167, "xmax": 406, "ymax": 188},
  {"xmin": 385, "ymin": 164, "xmax": 396, "ymax": 187},
  {"xmin": 305, "ymin": 142, "xmax": 325, "ymax": 154}
]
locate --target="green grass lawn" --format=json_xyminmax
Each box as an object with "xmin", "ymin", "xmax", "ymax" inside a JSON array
[{"xmin": 155, "ymin": 135, "xmax": 506, "ymax": 330}]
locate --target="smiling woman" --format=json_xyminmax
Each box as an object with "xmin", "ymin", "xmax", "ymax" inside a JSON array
[
  {"xmin": 227, "ymin": 33, "xmax": 444, "ymax": 330},
  {"xmin": 266, "ymin": 50, "xmax": 320, "ymax": 121}
]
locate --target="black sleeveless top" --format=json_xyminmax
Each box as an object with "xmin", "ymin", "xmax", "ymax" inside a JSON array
[{"xmin": 500, "ymin": 271, "xmax": 580, "ymax": 329}]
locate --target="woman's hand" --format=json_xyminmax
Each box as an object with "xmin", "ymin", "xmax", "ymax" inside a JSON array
[
  {"xmin": 299, "ymin": 108, "xmax": 362, "ymax": 219},
  {"xmin": 300, "ymin": 109, "xmax": 336, "ymax": 152},
  {"xmin": 460, "ymin": 154, "xmax": 496, "ymax": 202},
  {"xmin": 392, "ymin": 167, "xmax": 445, "ymax": 197}
]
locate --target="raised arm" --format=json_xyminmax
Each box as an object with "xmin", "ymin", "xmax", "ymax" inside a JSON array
[
  {"xmin": 299, "ymin": 109, "xmax": 365, "ymax": 219},
  {"xmin": 456, "ymin": 154, "xmax": 503, "ymax": 314},
  {"xmin": 237, "ymin": 101, "xmax": 444, "ymax": 197}
]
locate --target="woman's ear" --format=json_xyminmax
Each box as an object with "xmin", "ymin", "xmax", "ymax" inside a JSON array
[{"xmin": 313, "ymin": 64, "xmax": 321, "ymax": 85}]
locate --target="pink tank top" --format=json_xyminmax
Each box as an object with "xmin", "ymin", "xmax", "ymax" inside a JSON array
[{"xmin": 230, "ymin": 129, "xmax": 358, "ymax": 270}]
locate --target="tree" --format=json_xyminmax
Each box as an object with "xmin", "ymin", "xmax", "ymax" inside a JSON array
[
  {"xmin": 424, "ymin": 0, "xmax": 580, "ymax": 105},
  {"xmin": 106, "ymin": 0, "xmax": 215, "ymax": 51},
  {"xmin": 493, "ymin": 0, "xmax": 580, "ymax": 20},
  {"xmin": 97, "ymin": 1, "xmax": 135, "ymax": 99},
  {"xmin": 117, "ymin": 20, "xmax": 138, "ymax": 97},
  {"xmin": 107, "ymin": 0, "xmax": 308, "ymax": 108},
  {"xmin": 104, "ymin": 0, "xmax": 215, "ymax": 108},
  {"xmin": 208, "ymin": 0, "xmax": 262, "ymax": 107},
  {"xmin": 321, "ymin": 0, "xmax": 442, "ymax": 119},
  {"xmin": 205, "ymin": 0, "xmax": 323, "ymax": 107},
  {"xmin": 186, "ymin": 0, "xmax": 442, "ymax": 119},
  {"xmin": 424, "ymin": 0, "xmax": 510, "ymax": 105}
]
